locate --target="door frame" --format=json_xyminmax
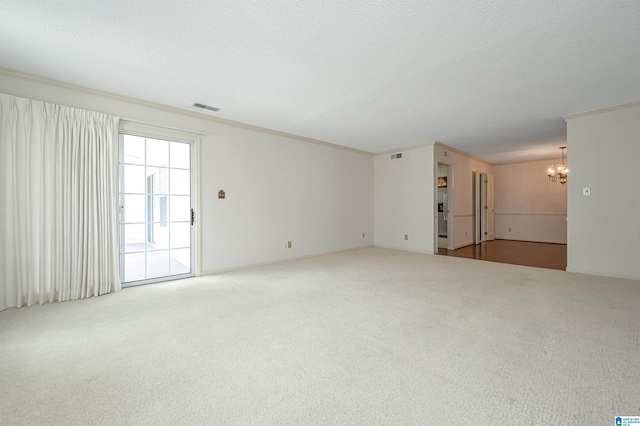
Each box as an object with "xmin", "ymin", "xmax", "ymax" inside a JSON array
[
  {"xmin": 435, "ymin": 161, "xmax": 454, "ymax": 253},
  {"xmin": 473, "ymin": 171, "xmax": 480, "ymax": 244}
]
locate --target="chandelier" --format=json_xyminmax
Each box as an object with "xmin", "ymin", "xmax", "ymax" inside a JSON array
[{"xmin": 547, "ymin": 146, "xmax": 568, "ymax": 184}]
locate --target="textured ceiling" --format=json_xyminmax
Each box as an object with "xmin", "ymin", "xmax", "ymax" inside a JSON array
[{"xmin": 2, "ymin": 1, "xmax": 639, "ymax": 162}]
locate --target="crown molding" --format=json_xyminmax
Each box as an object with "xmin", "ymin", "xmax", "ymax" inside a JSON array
[
  {"xmin": 491, "ymin": 155, "xmax": 568, "ymax": 166},
  {"xmin": 434, "ymin": 141, "xmax": 492, "ymax": 165},
  {"xmin": 0, "ymin": 67, "xmax": 373, "ymax": 156},
  {"xmin": 562, "ymin": 100, "xmax": 640, "ymax": 121},
  {"xmin": 374, "ymin": 142, "xmax": 436, "ymax": 156}
]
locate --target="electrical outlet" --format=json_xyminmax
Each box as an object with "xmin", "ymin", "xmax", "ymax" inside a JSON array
[
  {"xmin": 583, "ymin": 187, "xmax": 591, "ymax": 196},
  {"xmin": 404, "ymin": 234, "xmax": 408, "ymax": 240},
  {"xmin": 287, "ymin": 241, "xmax": 292, "ymax": 249}
]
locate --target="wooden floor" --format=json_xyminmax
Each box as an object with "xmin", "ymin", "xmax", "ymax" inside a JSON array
[{"xmin": 438, "ymin": 239, "xmax": 567, "ymax": 270}]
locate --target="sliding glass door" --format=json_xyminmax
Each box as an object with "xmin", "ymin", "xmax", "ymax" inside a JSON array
[{"xmin": 118, "ymin": 133, "xmax": 194, "ymax": 285}]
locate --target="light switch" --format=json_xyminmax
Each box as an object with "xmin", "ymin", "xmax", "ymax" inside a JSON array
[{"xmin": 582, "ymin": 187, "xmax": 591, "ymax": 196}]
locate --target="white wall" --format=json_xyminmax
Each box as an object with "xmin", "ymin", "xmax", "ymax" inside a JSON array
[
  {"xmin": 565, "ymin": 102, "xmax": 640, "ymax": 280},
  {"xmin": 493, "ymin": 159, "xmax": 567, "ymax": 244},
  {"xmin": 0, "ymin": 70, "xmax": 374, "ymax": 275},
  {"xmin": 203, "ymin": 124, "xmax": 373, "ymax": 272},
  {"xmin": 434, "ymin": 144, "xmax": 492, "ymax": 249},
  {"xmin": 374, "ymin": 146, "xmax": 434, "ymax": 253}
]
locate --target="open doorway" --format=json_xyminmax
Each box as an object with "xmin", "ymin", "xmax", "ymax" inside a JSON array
[{"xmin": 436, "ymin": 163, "xmax": 453, "ymax": 252}]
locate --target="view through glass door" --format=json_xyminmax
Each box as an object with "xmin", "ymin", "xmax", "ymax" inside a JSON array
[{"xmin": 119, "ymin": 133, "xmax": 194, "ymax": 285}]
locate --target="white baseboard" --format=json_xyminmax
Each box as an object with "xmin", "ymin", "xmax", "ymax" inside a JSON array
[
  {"xmin": 453, "ymin": 242, "xmax": 474, "ymax": 250},
  {"xmin": 566, "ymin": 267, "xmax": 640, "ymax": 281},
  {"xmin": 201, "ymin": 245, "xmax": 375, "ymax": 275},
  {"xmin": 495, "ymin": 237, "xmax": 567, "ymax": 244},
  {"xmin": 373, "ymin": 244, "xmax": 434, "ymax": 255}
]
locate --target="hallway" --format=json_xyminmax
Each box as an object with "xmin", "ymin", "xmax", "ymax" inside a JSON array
[{"xmin": 438, "ymin": 240, "xmax": 567, "ymax": 270}]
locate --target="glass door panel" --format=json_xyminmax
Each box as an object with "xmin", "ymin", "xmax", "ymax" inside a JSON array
[{"xmin": 119, "ymin": 133, "xmax": 193, "ymax": 285}]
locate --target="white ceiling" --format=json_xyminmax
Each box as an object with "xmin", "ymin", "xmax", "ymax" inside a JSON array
[{"xmin": 2, "ymin": 1, "xmax": 639, "ymax": 163}]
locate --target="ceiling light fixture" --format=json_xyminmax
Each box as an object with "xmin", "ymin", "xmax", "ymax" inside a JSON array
[{"xmin": 547, "ymin": 146, "xmax": 568, "ymax": 184}]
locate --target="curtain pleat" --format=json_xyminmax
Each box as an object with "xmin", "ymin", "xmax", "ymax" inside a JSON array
[{"xmin": 0, "ymin": 93, "xmax": 120, "ymax": 310}]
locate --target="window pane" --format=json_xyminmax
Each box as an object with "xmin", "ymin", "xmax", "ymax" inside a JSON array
[
  {"xmin": 170, "ymin": 142, "xmax": 190, "ymax": 169},
  {"xmin": 146, "ymin": 138, "xmax": 169, "ymax": 167},
  {"xmin": 148, "ymin": 195, "xmax": 169, "ymax": 224},
  {"xmin": 124, "ymin": 252, "xmax": 146, "ymax": 282},
  {"xmin": 170, "ymin": 222, "xmax": 191, "ymax": 249},
  {"xmin": 146, "ymin": 167, "xmax": 169, "ymax": 194},
  {"xmin": 171, "ymin": 248, "xmax": 190, "ymax": 275},
  {"xmin": 147, "ymin": 250, "xmax": 170, "ymax": 279},
  {"xmin": 170, "ymin": 196, "xmax": 190, "ymax": 222},
  {"xmin": 123, "ymin": 165, "xmax": 145, "ymax": 194},
  {"xmin": 123, "ymin": 135, "xmax": 145, "ymax": 165},
  {"xmin": 159, "ymin": 197, "xmax": 168, "ymax": 225},
  {"xmin": 123, "ymin": 195, "xmax": 145, "ymax": 223},
  {"xmin": 123, "ymin": 224, "xmax": 146, "ymax": 253},
  {"xmin": 148, "ymin": 223, "xmax": 169, "ymax": 250},
  {"xmin": 170, "ymin": 169, "xmax": 190, "ymax": 195}
]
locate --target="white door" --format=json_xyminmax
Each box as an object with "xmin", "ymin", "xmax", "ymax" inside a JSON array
[
  {"xmin": 119, "ymin": 133, "xmax": 194, "ymax": 285},
  {"xmin": 479, "ymin": 173, "xmax": 495, "ymax": 242},
  {"xmin": 480, "ymin": 173, "xmax": 488, "ymax": 241},
  {"xmin": 486, "ymin": 174, "xmax": 495, "ymax": 241}
]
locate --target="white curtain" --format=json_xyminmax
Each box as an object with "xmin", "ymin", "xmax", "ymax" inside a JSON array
[{"xmin": 0, "ymin": 93, "xmax": 121, "ymax": 310}]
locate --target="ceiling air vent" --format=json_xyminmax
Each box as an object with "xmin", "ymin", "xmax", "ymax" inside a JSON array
[{"xmin": 192, "ymin": 102, "xmax": 220, "ymax": 112}]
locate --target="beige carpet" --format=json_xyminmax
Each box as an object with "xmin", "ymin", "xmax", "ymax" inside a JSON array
[{"xmin": 1, "ymin": 248, "xmax": 639, "ymax": 425}]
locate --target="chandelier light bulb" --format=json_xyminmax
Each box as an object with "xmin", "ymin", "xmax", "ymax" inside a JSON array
[{"xmin": 547, "ymin": 147, "xmax": 568, "ymax": 184}]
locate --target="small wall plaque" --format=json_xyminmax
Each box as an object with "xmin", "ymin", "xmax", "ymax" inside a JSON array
[{"xmin": 218, "ymin": 190, "xmax": 225, "ymax": 199}]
